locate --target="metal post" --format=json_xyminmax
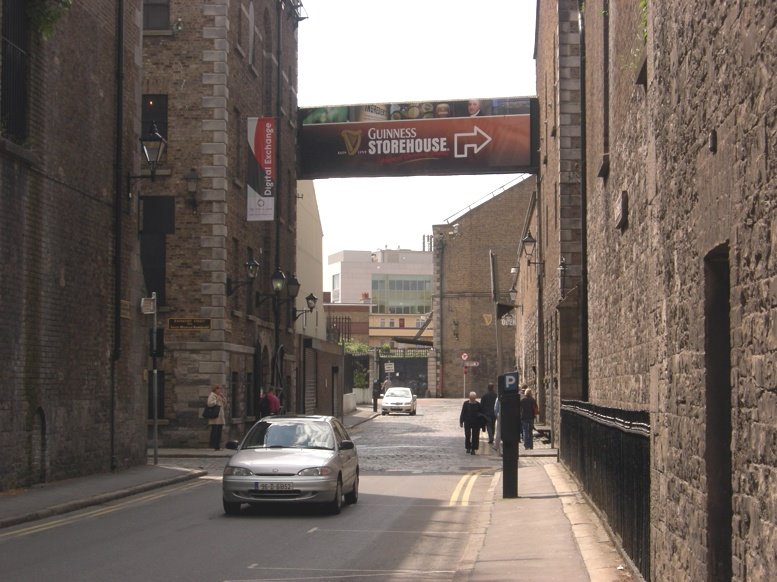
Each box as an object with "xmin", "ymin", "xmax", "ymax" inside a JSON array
[{"xmin": 151, "ymin": 292, "xmax": 158, "ymax": 465}]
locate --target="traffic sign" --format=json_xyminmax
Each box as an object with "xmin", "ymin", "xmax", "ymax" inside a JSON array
[
  {"xmin": 384, "ymin": 362, "xmax": 395, "ymax": 372},
  {"xmin": 464, "ymin": 361, "xmax": 480, "ymax": 367},
  {"xmin": 461, "ymin": 353, "xmax": 469, "ymax": 361}
]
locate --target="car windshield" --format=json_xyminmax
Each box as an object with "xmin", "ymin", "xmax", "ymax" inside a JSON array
[
  {"xmin": 242, "ymin": 420, "xmax": 335, "ymax": 450},
  {"xmin": 384, "ymin": 388, "xmax": 412, "ymax": 398}
]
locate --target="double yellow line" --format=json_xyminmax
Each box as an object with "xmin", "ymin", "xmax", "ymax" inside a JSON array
[
  {"xmin": 0, "ymin": 480, "xmax": 207, "ymax": 540},
  {"xmin": 449, "ymin": 470, "xmax": 485, "ymax": 506}
]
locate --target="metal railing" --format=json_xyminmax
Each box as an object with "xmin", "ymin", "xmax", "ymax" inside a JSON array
[{"xmin": 560, "ymin": 400, "xmax": 650, "ymax": 580}]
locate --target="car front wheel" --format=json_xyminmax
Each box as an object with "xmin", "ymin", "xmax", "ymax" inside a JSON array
[
  {"xmin": 223, "ymin": 500, "xmax": 241, "ymax": 516},
  {"xmin": 327, "ymin": 477, "xmax": 343, "ymax": 515},
  {"xmin": 345, "ymin": 471, "xmax": 359, "ymax": 505}
]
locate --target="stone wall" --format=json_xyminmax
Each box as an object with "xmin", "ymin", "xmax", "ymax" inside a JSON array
[
  {"xmin": 577, "ymin": 0, "xmax": 777, "ymax": 579},
  {"xmin": 141, "ymin": 0, "xmax": 300, "ymax": 447}
]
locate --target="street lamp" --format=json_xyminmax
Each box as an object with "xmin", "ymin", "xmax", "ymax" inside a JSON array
[
  {"xmin": 521, "ymin": 230, "xmax": 544, "ymax": 266},
  {"xmin": 294, "ymin": 292, "xmax": 318, "ymax": 321},
  {"xmin": 226, "ymin": 258, "xmax": 261, "ymax": 296},
  {"xmin": 139, "ymin": 122, "xmax": 167, "ymax": 179}
]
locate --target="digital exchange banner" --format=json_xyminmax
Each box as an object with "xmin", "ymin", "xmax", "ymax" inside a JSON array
[
  {"xmin": 299, "ymin": 97, "xmax": 538, "ymax": 179},
  {"xmin": 246, "ymin": 117, "xmax": 275, "ymax": 221}
]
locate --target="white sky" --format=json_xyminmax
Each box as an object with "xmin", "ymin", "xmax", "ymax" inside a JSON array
[{"xmin": 297, "ymin": 0, "xmax": 537, "ymax": 289}]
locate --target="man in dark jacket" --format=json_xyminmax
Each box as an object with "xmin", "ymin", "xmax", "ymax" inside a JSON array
[
  {"xmin": 460, "ymin": 391, "xmax": 483, "ymax": 455},
  {"xmin": 480, "ymin": 383, "xmax": 497, "ymax": 445}
]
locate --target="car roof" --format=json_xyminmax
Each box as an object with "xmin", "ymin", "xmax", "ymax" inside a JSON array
[
  {"xmin": 262, "ymin": 414, "xmax": 335, "ymax": 422},
  {"xmin": 385, "ymin": 386, "xmax": 412, "ymax": 391}
]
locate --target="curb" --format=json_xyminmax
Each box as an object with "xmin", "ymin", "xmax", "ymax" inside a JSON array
[{"xmin": 0, "ymin": 469, "xmax": 206, "ymax": 530}]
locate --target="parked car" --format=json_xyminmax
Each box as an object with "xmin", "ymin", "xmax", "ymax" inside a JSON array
[
  {"xmin": 222, "ymin": 415, "xmax": 359, "ymax": 515},
  {"xmin": 381, "ymin": 387, "xmax": 417, "ymax": 415}
]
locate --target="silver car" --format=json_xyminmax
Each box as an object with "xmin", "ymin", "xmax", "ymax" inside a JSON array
[
  {"xmin": 222, "ymin": 415, "xmax": 359, "ymax": 515},
  {"xmin": 381, "ymin": 387, "xmax": 417, "ymax": 415}
]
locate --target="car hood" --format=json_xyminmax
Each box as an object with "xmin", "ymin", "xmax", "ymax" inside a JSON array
[{"xmin": 229, "ymin": 447, "xmax": 337, "ymax": 473}]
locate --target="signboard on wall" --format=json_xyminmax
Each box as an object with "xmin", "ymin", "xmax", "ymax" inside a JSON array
[
  {"xmin": 246, "ymin": 117, "xmax": 275, "ymax": 221},
  {"xmin": 299, "ymin": 96, "xmax": 538, "ymax": 179}
]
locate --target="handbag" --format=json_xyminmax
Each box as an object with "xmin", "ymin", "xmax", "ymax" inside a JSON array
[{"xmin": 202, "ymin": 404, "xmax": 220, "ymax": 419}]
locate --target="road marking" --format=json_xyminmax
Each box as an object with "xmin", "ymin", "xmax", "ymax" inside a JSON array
[
  {"xmin": 448, "ymin": 470, "xmax": 484, "ymax": 506},
  {"xmin": 0, "ymin": 479, "xmax": 210, "ymax": 540}
]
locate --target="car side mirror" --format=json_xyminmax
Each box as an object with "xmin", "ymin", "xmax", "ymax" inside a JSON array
[
  {"xmin": 225, "ymin": 441, "xmax": 239, "ymax": 450},
  {"xmin": 340, "ymin": 440, "xmax": 355, "ymax": 450}
]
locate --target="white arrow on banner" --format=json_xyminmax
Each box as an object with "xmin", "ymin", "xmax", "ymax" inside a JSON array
[{"xmin": 453, "ymin": 126, "xmax": 492, "ymax": 158}]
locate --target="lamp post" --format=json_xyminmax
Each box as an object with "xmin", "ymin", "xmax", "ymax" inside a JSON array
[{"xmin": 226, "ymin": 258, "xmax": 260, "ymax": 296}]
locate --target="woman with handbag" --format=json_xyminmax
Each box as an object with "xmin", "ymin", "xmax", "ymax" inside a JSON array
[{"xmin": 207, "ymin": 384, "xmax": 226, "ymax": 450}]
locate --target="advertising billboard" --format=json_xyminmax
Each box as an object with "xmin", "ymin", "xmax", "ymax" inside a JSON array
[
  {"xmin": 247, "ymin": 117, "xmax": 275, "ymax": 221},
  {"xmin": 299, "ymin": 97, "xmax": 538, "ymax": 179}
]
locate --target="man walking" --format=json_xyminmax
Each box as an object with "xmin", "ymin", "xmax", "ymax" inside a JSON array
[
  {"xmin": 460, "ymin": 391, "xmax": 483, "ymax": 455},
  {"xmin": 480, "ymin": 383, "xmax": 497, "ymax": 445}
]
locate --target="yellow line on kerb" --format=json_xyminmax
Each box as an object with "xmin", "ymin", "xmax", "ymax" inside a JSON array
[{"xmin": 449, "ymin": 470, "xmax": 484, "ymax": 507}]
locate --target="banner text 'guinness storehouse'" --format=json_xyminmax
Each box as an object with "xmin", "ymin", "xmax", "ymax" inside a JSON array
[{"xmin": 298, "ymin": 97, "xmax": 539, "ymax": 179}]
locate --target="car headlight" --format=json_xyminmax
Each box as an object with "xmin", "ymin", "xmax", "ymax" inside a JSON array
[
  {"xmin": 297, "ymin": 467, "xmax": 333, "ymax": 477},
  {"xmin": 223, "ymin": 466, "xmax": 253, "ymax": 476}
]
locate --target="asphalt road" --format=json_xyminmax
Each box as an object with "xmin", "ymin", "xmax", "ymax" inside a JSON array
[{"xmin": 0, "ymin": 399, "xmax": 511, "ymax": 582}]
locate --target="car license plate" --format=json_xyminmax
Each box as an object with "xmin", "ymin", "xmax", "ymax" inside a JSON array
[{"xmin": 255, "ymin": 482, "xmax": 293, "ymax": 491}]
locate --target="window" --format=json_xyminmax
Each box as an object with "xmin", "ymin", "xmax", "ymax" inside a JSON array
[
  {"xmin": 141, "ymin": 94, "xmax": 168, "ymax": 139},
  {"xmin": 1, "ymin": 0, "xmax": 30, "ymax": 142},
  {"xmin": 143, "ymin": 0, "xmax": 170, "ymax": 31}
]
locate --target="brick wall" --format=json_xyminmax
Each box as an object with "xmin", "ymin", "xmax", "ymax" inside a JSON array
[
  {"xmin": 434, "ymin": 178, "xmax": 533, "ymax": 398},
  {"xmin": 0, "ymin": 0, "xmax": 147, "ymax": 490}
]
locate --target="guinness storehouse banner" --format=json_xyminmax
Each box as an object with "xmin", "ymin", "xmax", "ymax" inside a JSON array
[
  {"xmin": 299, "ymin": 97, "xmax": 538, "ymax": 179},
  {"xmin": 247, "ymin": 117, "xmax": 275, "ymax": 221}
]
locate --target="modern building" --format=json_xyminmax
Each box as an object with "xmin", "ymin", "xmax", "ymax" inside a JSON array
[
  {"xmin": 433, "ymin": 178, "xmax": 532, "ymax": 398},
  {"xmin": 0, "ymin": 0, "xmax": 148, "ymax": 490},
  {"xmin": 328, "ymin": 248, "xmax": 434, "ymax": 349},
  {"xmin": 520, "ymin": 1, "xmax": 777, "ymax": 580}
]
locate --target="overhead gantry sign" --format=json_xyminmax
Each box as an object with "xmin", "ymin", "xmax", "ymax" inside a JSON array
[{"xmin": 297, "ymin": 96, "xmax": 539, "ymax": 179}]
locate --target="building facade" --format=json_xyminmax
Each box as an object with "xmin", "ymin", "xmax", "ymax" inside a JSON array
[
  {"xmin": 434, "ymin": 178, "xmax": 533, "ymax": 399},
  {"xmin": 0, "ymin": 0, "xmax": 148, "ymax": 490},
  {"xmin": 139, "ymin": 0, "xmax": 306, "ymax": 447},
  {"xmin": 524, "ymin": 1, "xmax": 777, "ymax": 579}
]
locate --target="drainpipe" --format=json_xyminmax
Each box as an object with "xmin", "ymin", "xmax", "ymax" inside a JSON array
[
  {"xmin": 273, "ymin": 0, "xmax": 283, "ymax": 390},
  {"xmin": 578, "ymin": 1, "xmax": 589, "ymax": 401},
  {"xmin": 110, "ymin": 0, "xmax": 125, "ymax": 472}
]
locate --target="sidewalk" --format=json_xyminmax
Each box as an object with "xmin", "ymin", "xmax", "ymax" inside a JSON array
[{"xmin": 0, "ymin": 407, "xmax": 633, "ymax": 581}]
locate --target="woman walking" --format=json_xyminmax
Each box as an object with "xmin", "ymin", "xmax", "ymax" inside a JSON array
[{"xmin": 207, "ymin": 384, "xmax": 226, "ymax": 450}]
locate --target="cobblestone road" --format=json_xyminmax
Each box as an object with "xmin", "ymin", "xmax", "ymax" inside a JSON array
[{"xmin": 156, "ymin": 398, "xmax": 555, "ymax": 476}]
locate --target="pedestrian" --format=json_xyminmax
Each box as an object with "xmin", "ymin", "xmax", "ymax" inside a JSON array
[
  {"xmin": 480, "ymin": 383, "xmax": 497, "ymax": 445},
  {"xmin": 267, "ymin": 388, "xmax": 281, "ymax": 414},
  {"xmin": 460, "ymin": 391, "xmax": 483, "ymax": 455},
  {"xmin": 520, "ymin": 387, "xmax": 539, "ymax": 449},
  {"xmin": 372, "ymin": 378, "xmax": 381, "ymax": 412},
  {"xmin": 381, "ymin": 377, "xmax": 392, "ymax": 392},
  {"xmin": 207, "ymin": 384, "xmax": 226, "ymax": 451}
]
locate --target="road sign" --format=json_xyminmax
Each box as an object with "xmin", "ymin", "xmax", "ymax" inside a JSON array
[
  {"xmin": 464, "ymin": 361, "xmax": 480, "ymax": 367},
  {"xmin": 461, "ymin": 353, "xmax": 469, "ymax": 361},
  {"xmin": 384, "ymin": 362, "xmax": 395, "ymax": 372}
]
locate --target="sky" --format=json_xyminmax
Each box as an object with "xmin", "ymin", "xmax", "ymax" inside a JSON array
[{"xmin": 296, "ymin": 1, "xmax": 537, "ymax": 289}]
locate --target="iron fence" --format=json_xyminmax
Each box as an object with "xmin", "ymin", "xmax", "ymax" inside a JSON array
[{"xmin": 560, "ymin": 400, "xmax": 650, "ymax": 580}]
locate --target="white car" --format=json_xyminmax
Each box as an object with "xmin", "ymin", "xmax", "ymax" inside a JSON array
[
  {"xmin": 381, "ymin": 387, "xmax": 417, "ymax": 416},
  {"xmin": 222, "ymin": 415, "xmax": 359, "ymax": 515}
]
